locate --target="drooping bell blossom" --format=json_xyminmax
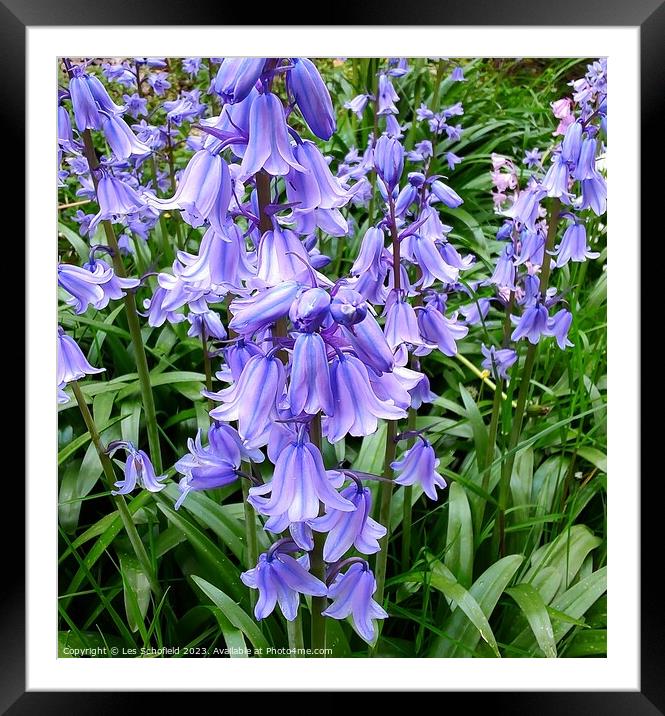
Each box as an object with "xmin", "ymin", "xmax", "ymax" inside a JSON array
[
  {"xmin": 241, "ymin": 546, "xmax": 327, "ymax": 622},
  {"xmin": 544, "ymin": 308, "xmax": 574, "ymax": 350},
  {"xmin": 100, "ymin": 112, "xmax": 151, "ymax": 160},
  {"xmin": 541, "ymin": 154, "xmax": 570, "ymax": 199},
  {"xmin": 376, "ymin": 73, "xmax": 399, "ymax": 115},
  {"xmin": 208, "ymin": 351, "xmax": 286, "ymax": 449},
  {"xmin": 186, "ymin": 309, "xmax": 228, "ymax": 341},
  {"xmin": 511, "ymin": 303, "xmax": 549, "ymax": 344},
  {"xmin": 445, "ymin": 151, "xmax": 463, "ymax": 170},
  {"xmin": 322, "ymin": 561, "xmax": 388, "ymax": 643},
  {"xmin": 481, "ymin": 344, "xmax": 518, "ymax": 382},
  {"xmin": 459, "ymin": 297, "xmax": 491, "ymax": 325},
  {"xmin": 57, "ymin": 327, "xmax": 105, "ymax": 386},
  {"xmin": 311, "ymin": 484, "xmax": 386, "ymax": 562},
  {"xmin": 88, "ymin": 169, "xmax": 145, "ymax": 234},
  {"xmin": 561, "ymin": 120, "xmax": 583, "ymax": 165},
  {"xmin": 340, "ymin": 312, "xmax": 395, "ymax": 375},
  {"xmin": 523, "ymin": 147, "xmax": 542, "ymax": 168},
  {"xmin": 553, "ymin": 222, "xmax": 599, "ymax": 266},
  {"xmin": 249, "ymin": 436, "xmax": 354, "ymax": 522},
  {"xmin": 213, "ymin": 57, "xmax": 266, "ymax": 104},
  {"xmin": 107, "ymin": 441, "xmax": 166, "ymax": 495},
  {"xmin": 57, "ymin": 105, "xmax": 77, "ymax": 151},
  {"xmin": 173, "ymin": 424, "xmax": 242, "ymax": 509},
  {"xmin": 369, "ymin": 362, "xmax": 423, "ymax": 411},
  {"xmin": 286, "ymin": 140, "xmax": 349, "ymax": 210},
  {"xmin": 330, "ymin": 287, "xmax": 368, "ymax": 327},
  {"xmin": 409, "ymin": 234, "xmax": 459, "ymax": 288},
  {"xmin": 260, "ymin": 512, "xmax": 314, "ymax": 552},
  {"xmin": 288, "ymin": 331, "xmax": 334, "ymax": 416},
  {"xmin": 143, "ymin": 285, "xmax": 187, "ymax": 328},
  {"xmin": 220, "ymin": 338, "xmax": 264, "ymax": 383},
  {"xmin": 325, "ymin": 353, "xmax": 406, "ymax": 444},
  {"xmin": 439, "ymin": 241, "xmax": 475, "ymax": 270},
  {"xmin": 289, "ymin": 287, "xmax": 330, "ymax": 332},
  {"xmin": 450, "ymin": 65, "xmax": 465, "ymax": 81},
  {"xmin": 238, "ymin": 92, "xmax": 307, "ymax": 181},
  {"xmin": 578, "ymin": 171, "xmax": 607, "ymax": 216},
  {"xmin": 182, "ymin": 57, "xmax": 202, "ymax": 76},
  {"xmin": 68, "ymin": 67, "xmax": 103, "ymax": 131},
  {"xmin": 82, "ymin": 258, "xmax": 140, "ymax": 310},
  {"xmin": 289, "ymin": 58, "xmax": 336, "ymax": 140},
  {"xmin": 255, "ymin": 226, "xmax": 313, "ymax": 287},
  {"xmin": 430, "ymin": 179, "xmax": 463, "ymax": 208},
  {"xmin": 373, "ymin": 134, "xmax": 404, "ymax": 192},
  {"xmin": 417, "ymin": 305, "xmax": 469, "ymax": 357},
  {"xmin": 228, "ymin": 281, "xmax": 302, "ymax": 336},
  {"xmin": 503, "ymin": 185, "xmax": 546, "ymax": 231},
  {"xmin": 350, "ymin": 227, "xmax": 386, "ymax": 279},
  {"xmin": 147, "ymin": 71, "xmax": 171, "ymax": 96},
  {"xmin": 58, "ymin": 261, "xmax": 112, "ymax": 314},
  {"xmin": 490, "ymin": 244, "xmax": 517, "ymax": 290},
  {"xmin": 383, "ymin": 290, "xmax": 422, "ymax": 350},
  {"xmin": 409, "ymin": 372, "xmax": 437, "ymax": 410},
  {"xmin": 147, "ymin": 149, "xmax": 231, "ymax": 233},
  {"xmin": 391, "ymin": 438, "xmax": 447, "ymax": 500},
  {"xmin": 395, "ymin": 172, "xmax": 426, "ymax": 216},
  {"xmin": 344, "ymin": 93, "xmax": 370, "ymax": 117},
  {"xmin": 387, "ymin": 57, "xmax": 409, "ymax": 76},
  {"xmin": 515, "ymin": 228, "xmax": 546, "ymax": 267},
  {"xmin": 201, "ymin": 87, "xmax": 258, "ymax": 159},
  {"xmin": 572, "ymin": 137, "xmax": 598, "ymax": 181}
]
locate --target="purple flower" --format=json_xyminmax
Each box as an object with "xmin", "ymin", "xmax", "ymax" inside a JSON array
[
  {"xmin": 208, "ymin": 351, "xmax": 286, "ymax": 449},
  {"xmin": 322, "ymin": 562, "xmax": 388, "ymax": 643},
  {"xmin": 289, "ymin": 287, "xmax": 331, "ymax": 332},
  {"xmin": 147, "ymin": 72, "xmax": 171, "ymax": 96},
  {"xmin": 286, "ymin": 140, "xmax": 349, "ymax": 211},
  {"xmin": 450, "ymin": 66, "xmax": 465, "ymax": 82},
  {"xmin": 182, "ymin": 57, "xmax": 202, "ymax": 77},
  {"xmin": 58, "ymin": 261, "xmax": 113, "ymax": 314},
  {"xmin": 553, "ymin": 222, "xmax": 599, "ymax": 266},
  {"xmin": 229, "ymin": 281, "xmax": 302, "ymax": 336},
  {"xmin": 311, "ymin": 484, "xmax": 386, "ymax": 562},
  {"xmin": 186, "ymin": 309, "xmax": 228, "ymax": 340},
  {"xmin": 409, "ymin": 372, "xmax": 437, "ymax": 409},
  {"xmin": 392, "ymin": 438, "xmax": 446, "ymax": 500},
  {"xmin": 174, "ymin": 424, "xmax": 242, "ymax": 509},
  {"xmin": 511, "ymin": 303, "xmax": 549, "ymax": 344},
  {"xmin": 89, "ymin": 169, "xmax": 145, "ymax": 234},
  {"xmin": 81, "ymin": 258, "xmax": 140, "ymax": 310},
  {"xmin": 107, "ymin": 441, "xmax": 166, "ymax": 495},
  {"xmin": 481, "ymin": 344, "xmax": 518, "ymax": 381},
  {"xmin": 288, "ymin": 332, "xmax": 334, "ymax": 416},
  {"xmin": 384, "ymin": 290, "xmax": 422, "ymax": 350},
  {"xmin": 214, "ymin": 58, "xmax": 265, "ymax": 104},
  {"xmin": 255, "ymin": 226, "xmax": 313, "ymax": 287},
  {"xmin": 289, "ymin": 58, "xmax": 336, "ymax": 140},
  {"xmin": 430, "ymin": 179, "xmax": 463, "ymax": 208},
  {"xmin": 147, "ymin": 149, "xmax": 231, "ymax": 232},
  {"xmin": 350, "ymin": 227, "xmax": 386, "ymax": 279},
  {"xmin": 579, "ymin": 171, "xmax": 607, "ymax": 215},
  {"xmin": 330, "ymin": 287, "xmax": 368, "ymax": 327},
  {"xmin": 544, "ymin": 308, "xmax": 574, "ymax": 350},
  {"xmin": 410, "ymin": 234, "xmax": 459, "ymax": 288},
  {"xmin": 241, "ymin": 545, "xmax": 327, "ymax": 621},
  {"xmin": 325, "ymin": 353, "xmax": 406, "ymax": 443},
  {"xmin": 490, "ymin": 244, "xmax": 516, "ymax": 290},
  {"xmin": 417, "ymin": 305, "xmax": 469, "ymax": 356},
  {"xmin": 239, "ymin": 92, "xmax": 307, "ymax": 181},
  {"xmin": 249, "ymin": 436, "xmax": 354, "ymax": 522},
  {"xmin": 561, "ymin": 121, "xmax": 583, "ymax": 165},
  {"xmin": 57, "ymin": 327, "xmax": 105, "ymax": 387},
  {"xmin": 100, "ymin": 112, "xmax": 151, "ymax": 160},
  {"xmin": 344, "ymin": 93, "xmax": 370, "ymax": 117},
  {"xmin": 523, "ymin": 148, "xmax": 542, "ymax": 168},
  {"xmin": 541, "ymin": 154, "xmax": 570, "ymax": 199},
  {"xmin": 445, "ymin": 152, "xmax": 462, "ymax": 170},
  {"xmin": 373, "ymin": 134, "xmax": 404, "ymax": 192},
  {"xmin": 377, "ymin": 73, "xmax": 399, "ymax": 115},
  {"xmin": 503, "ymin": 186, "xmax": 546, "ymax": 231},
  {"xmin": 573, "ymin": 137, "xmax": 598, "ymax": 181},
  {"xmin": 340, "ymin": 312, "xmax": 395, "ymax": 375}
]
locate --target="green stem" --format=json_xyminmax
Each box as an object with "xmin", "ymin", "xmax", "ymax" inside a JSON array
[
  {"xmin": 71, "ymin": 381, "xmax": 162, "ymax": 599},
  {"xmin": 496, "ymin": 198, "xmax": 561, "ymax": 556},
  {"xmin": 286, "ymin": 616, "xmax": 305, "ymax": 655},
  {"xmin": 240, "ymin": 475, "xmax": 258, "ymax": 608},
  {"xmin": 81, "ymin": 130, "xmax": 163, "ymax": 474},
  {"xmin": 309, "ymin": 415, "xmax": 327, "ymax": 656},
  {"xmin": 400, "ymin": 406, "xmax": 417, "ymax": 571},
  {"xmin": 201, "ymin": 329, "xmax": 214, "ymax": 413}
]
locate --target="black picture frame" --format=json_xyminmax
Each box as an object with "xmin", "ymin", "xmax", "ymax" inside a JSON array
[{"xmin": 3, "ymin": 1, "xmax": 652, "ymax": 710}]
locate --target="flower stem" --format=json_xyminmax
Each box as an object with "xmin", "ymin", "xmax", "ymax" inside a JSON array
[
  {"xmin": 400, "ymin": 406, "xmax": 417, "ymax": 571},
  {"xmin": 71, "ymin": 380, "xmax": 162, "ymax": 599},
  {"xmin": 309, "ymin": 414, "xmax": 327, "ymax": 656},
  {"xmin": 201, "ymin": 329, "xmax": 214, "ymax": 412},
  {"xmin": 495, "ymin": 198, "xmax": 561, "ymax": 556},
  {"xmin": 81, "ymin": 130, "xmax": 163, "ymax": 474}
]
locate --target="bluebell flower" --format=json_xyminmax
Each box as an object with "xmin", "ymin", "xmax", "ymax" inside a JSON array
[
  {"xmin": 57, "ymin": 326, "xmax": 105, "ymax": 386},
  {"xmin": 392, "ymin": 438, "xmax": 446, "ymax": 500},
  {"xmin": 409, "ymin": 372, "xmax": 437, "ymax": 409},
  {"xmin": 578, "ymin": 171, "xmax": 606, "ymax": 216},
  {"xmin": 219, "ymin": 338, "xmax": 263, "ymax": 383},
  {"xmin": 523, "ymin": 148, "xmax": 542, "ymax": 168},
  {"xmin": 101, "ymin": 112, "xmax": 151, "ymax": 160},
  {"xmin": 416, "ymin": 103, "xmax": 434, "ymax": 122},
  {"xmin": 289, "ymin": 287, "xmax": 331, "ymax": 332},
  {"xmin": 377, "ymin": 73, "xmax": 399, "ymax": 115},
  {"xmin": 289, "ymin": 58, "xmax": 336, "ymax": 140},
  {"xmin": 553, "ymin": 222, "xmax": 599, "ymax": 266},
  {"xmin": 241, "ymin": 545, "xmax": 327, "ymax": 621},
  {"xmin": 288, "ymin": 332, "xmax": 334, "ymax": 416},
  {"xmin": 459, "ymin": 297, "xmax": 490, "ymax": 325},
  {"xmin": 544, "ymin": 308, "xmax": 574, "ymax": 350},
  {"xmin": 384, "ymin": 290, "xmax": 422, "ymax": 350},
  {"xmin": 490, "ymin": 244, "xmax": 516, "ymax": 289},
  {"xmin": 330, "ymin": 287, "xmax": 368, "ymax": 327},
  {"xmin": 286, "ymin": 140, "xmax": 349, "ymax": 210},
  {"xmin": 340, "ymin": 312, "xmax": 395, "ymax": 375},
  {"xmin": 181, "ymin": 57, "xmax": 202, "ymax": 77},
  {"xmin": 373, "ymin": 134, "xmax": 404, "ymax": 192},
  {"xmin": 450, "ymin": 66, "xmax": 465, "ymax": 82},
  {"xmin": 572, "ymin": 137, "xmax": 598, "ymax": 181},
  {"xmin": 147, "ymin": 71, "xmax": 171, "ymax": 96},
  {"xmin": 107, "ymin": 441, "xmax": 167, "ymax": 495},
  {"xmin": 344, "ymin": 93, "xmax": 370, "ymax": 118},
  {"xmin": 430, "ymin": 179, "xmax": 463, "ymax": 208},
  {"xmin": 325, "ymin": 353, "xmax": 406, "ymax": 443},
  {"xmin": 387, "ymin": 58, "xmax": 409, "ymax": 77},
  {"xmin": 249, "ymin": 435, "xmax": 354, "ymax": 522},
  {"xmin": 229, "ymin": 281, "xmax": 302, "ymax": 336},
  {"xmin": 214, "ymin": 57, "xmax": 265, "ymax": 104},
  {"xmin": 350, "ymin": 227, "xmax": 385, "ymax": 280},
  {"xmin": 186, "ymin": 309, "xmax": 228, "ymax": 340},
  {"xmin": 515, "ymin": 228, "xmax": 546, "ymax": 267},
  {"xmin": 445, "ymin": 152, "xmax": 462, "ymax": 170},
  {"xmin": 322, "ymin": 561, "xmax": 388, "ymax": 643},
  {"xmin": 561, "ymin": 121, "xmax": 583, "ymax": 165},
  {"xmin": 503, "ymin": 186, "xmax": 546, "ymax": 231},
  {"xmin": 417, "ymin": 305, "xmax": 469, "ymax": 356},
  {"xmin": 82, "ymin": 258, "xmax": 139, "ymax": 310},
  {"xmin": 89, "ymin": 169, "xmax": 145, "ymax": 234},
  {"xmin": 311, "ymin": 484, "xmax": 386, "ymax": 562},
  {"xmin": 541, "ymin": 154, "xmax": 570, "ymax": 199},
  {"xmin": 481, "ymin": 344, "xmax": 518, "ymax": 381},
  {"xmin": 58, "ymin": 261, "xmax": 112, "ymax": 314},
  {"xmin": 174, "ymin": 424, "xmax": 242, "ymax": 509},
  {"xmin": 256, "ymin": 226, "xmax": 314, "ymax": 287},
  {"xmin": 208, "ymin": 351, "xmax": 286, "ymax": 449},
  {"xmin": 238, "ymin": 92, "xmax": 307, "ymax": 181},
  {"xmin": 511, "ymin": 303, "xmax": 549, "ymax": 344},
  {"xmin": 409, "ymin": 234, "xmax": 459, "ymax": 287}
]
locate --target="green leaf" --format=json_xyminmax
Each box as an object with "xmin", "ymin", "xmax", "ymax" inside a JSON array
[
  {"xmin": 58, "ymin": 462, "xmax": 83, "ymax": 533},
  {"xmin": 444, "ymin": 482, "xmax": 474, "ymax": 588},
  {"xmin": 459, "ymin": 384, "xmax": 488, "ymax": 470},
  {"xmin": 506, "ymin": 584, "xmax": 557, "ymax": 658},
  {"xmin": 119, "ymin": 553, "xmax": 151, "ymax": 635},
  {"xmin": 564, "ymin": 629, "xmax": 607, "ymax": 657},
  {"xmin": 431, "ymin": 554, "xmax": 523, "ymax": 657},
  {"xmin": 353, "ymin": 422, "xmax": 386, "ymax": 474},
  {"xmin": 209, "ymin": 608, "xmax": 248, "ymax": 657},
  {"xmin": 58, "ymin": 221, "xmax": 89, "ymax": 260},
  {"xmin": 191, "ymin": 575, "xmax": 270, "ymax": 653},
  {"xmin": 575, "ymin": 446, "xmax": 607, "ymax": 474}
]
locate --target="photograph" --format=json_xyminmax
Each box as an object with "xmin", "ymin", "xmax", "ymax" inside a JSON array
[{"xmin": 55, "ymin": 55, "xmax": 608, "ymax": 660}]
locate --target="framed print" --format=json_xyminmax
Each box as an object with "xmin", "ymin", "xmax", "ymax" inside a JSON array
[{"xmin": 2, "ymin": 0, "xmax": 655, "ymax": 710}]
